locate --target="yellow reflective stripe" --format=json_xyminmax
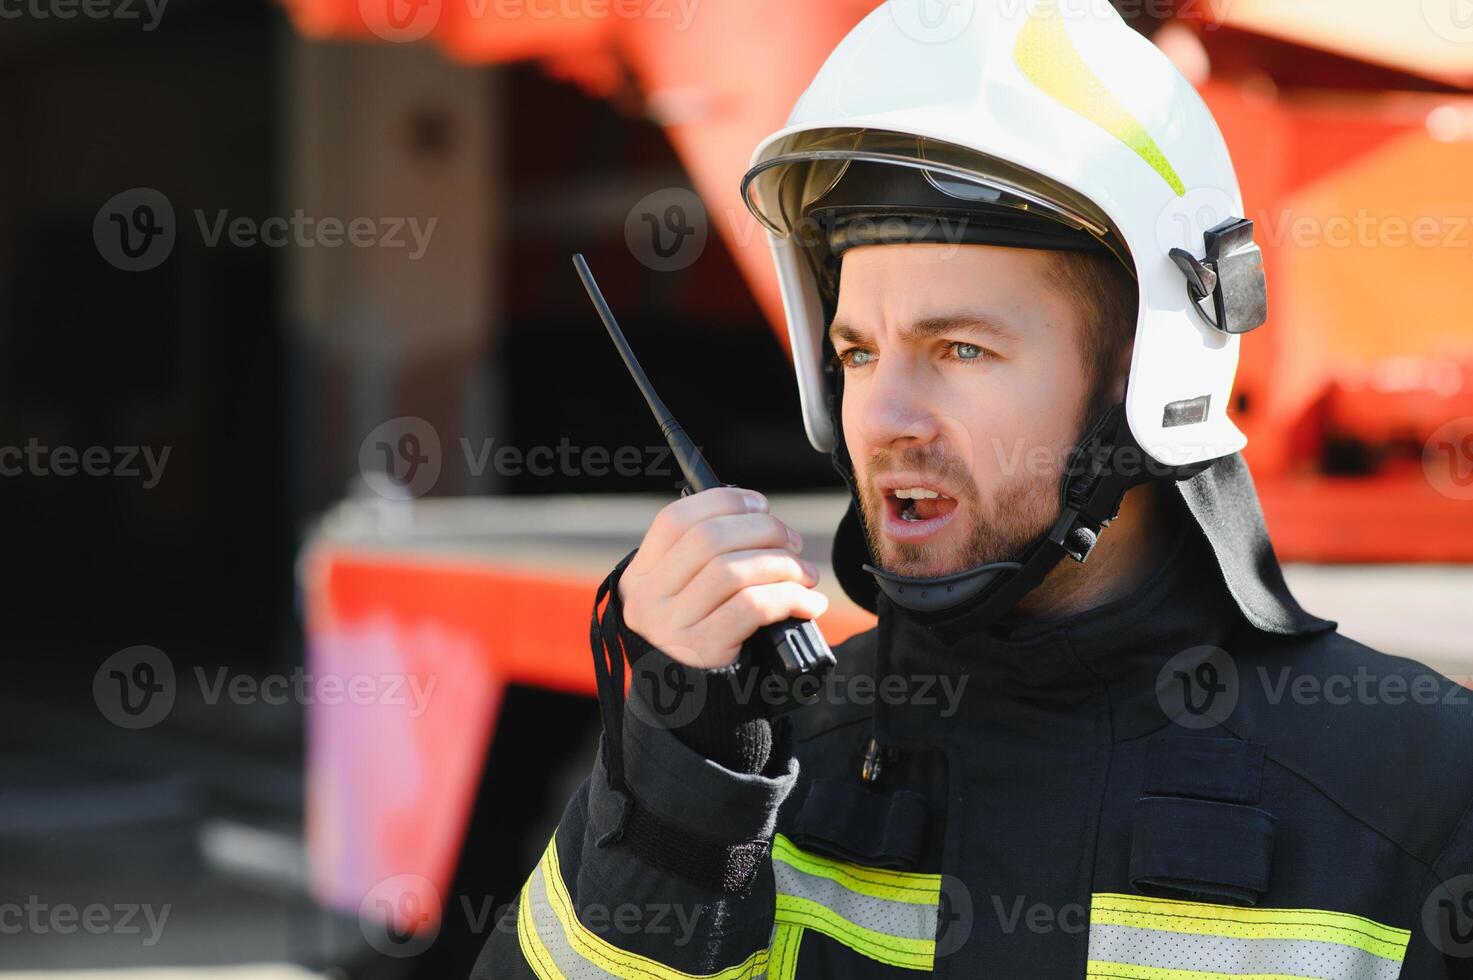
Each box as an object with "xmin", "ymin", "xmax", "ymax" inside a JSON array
[
  {"xmin": 772, "ymin": 833, "xmax": 940, "ymax": 905},
  {"xmin": 1094, "ymin": 893, "xmax": 1410, "ymax": 944},
  {"xmin": 1090, "ymin": 893, "xmax": 1411, "ymax": 962},
  {"xmin": 1086, "ymin": 963, "xmax": 1325, "ymax": 980},
  {"xmin": 768, "ymin": 923, "xmax": 803, "ymax": 980},
  {"xmin": 518, "ymin": 870, "xmax": 565, "ymax": 979},
  {"xmin": 1014, "ymin": 0, "xmax": 1186, "ymax": 196},
  {"xmin": 532, "ymin": 833, "xmax": 770, "ymax": 980},
  {"xmin": 770, "ymin": 834, "xmax": 939, "ymax": 970},
  {"xmin": 775, "ymin": 894, "xmax": 934, "ymax": 971}
]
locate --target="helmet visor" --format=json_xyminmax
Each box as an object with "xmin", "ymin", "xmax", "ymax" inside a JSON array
[{"xmin": 742, "ymin": 127, "xmax": 1129, "ymax": 270}]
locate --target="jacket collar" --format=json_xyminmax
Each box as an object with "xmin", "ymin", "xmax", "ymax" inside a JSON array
[{"xmin": 868, "ymin": 501, "xmax": 1272, "ymax": 745}]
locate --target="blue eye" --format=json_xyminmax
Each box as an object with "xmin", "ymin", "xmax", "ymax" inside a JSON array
[
  {"xmin": 953, "ymin": 342, "xmax": 984, "ymax": 360},
  {"xmin": 841, "ymin": 348, "xmax": 875, "ymax": 368}
]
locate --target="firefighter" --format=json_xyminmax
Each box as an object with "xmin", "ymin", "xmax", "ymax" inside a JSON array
[{"xmin": 475, "ymin": 1, "xmax": 1473, "ymax": 976}]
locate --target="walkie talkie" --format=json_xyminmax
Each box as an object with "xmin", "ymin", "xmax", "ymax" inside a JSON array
[{"xmin": 572, "ymin": 253, "xmax": 836, "ymax": 714}]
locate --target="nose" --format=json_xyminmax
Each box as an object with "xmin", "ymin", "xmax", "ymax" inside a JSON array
[{"xmin": 853, "ymin": 352, "xmax": 945, "ymax": 451}]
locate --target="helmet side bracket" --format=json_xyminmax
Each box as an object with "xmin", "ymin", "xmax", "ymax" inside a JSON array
[{"xmin": 1169, "ymin": 217, "xmax": 1267, "ymax": 337}]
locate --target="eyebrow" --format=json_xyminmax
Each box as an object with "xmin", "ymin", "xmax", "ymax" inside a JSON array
[{"xmin": 828, "ymin": 312, "xmax": 1020, "ymax": 346}]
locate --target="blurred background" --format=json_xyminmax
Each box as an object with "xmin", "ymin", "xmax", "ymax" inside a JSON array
[{"xmin": 1, "ymin": 0, "xmax": 1471, "ymax": 976}]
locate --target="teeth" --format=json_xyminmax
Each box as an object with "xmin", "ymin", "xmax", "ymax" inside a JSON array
[{"xmin": 893, "ymin": 487, "xmax": 940, "ymax": 500}]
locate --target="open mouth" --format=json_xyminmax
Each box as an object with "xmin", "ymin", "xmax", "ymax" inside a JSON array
[{"xmin": 881, "ymin": 485, "xmax": 959, "ymax": 541}]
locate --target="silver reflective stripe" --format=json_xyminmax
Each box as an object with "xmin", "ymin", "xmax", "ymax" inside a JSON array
[
  {"xmin": 1089, "ymin": 923, "xmax": 1405, "ymax": 980},
  {"xmin": 773, "ymin": 858, "xmax": 937, "ymax": 941},
  {"xmin": 523, "ymin": 861, "xmax": 620, "ymax": 979}
]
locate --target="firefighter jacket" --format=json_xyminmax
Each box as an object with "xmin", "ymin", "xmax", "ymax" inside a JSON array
[{"xmin": 473, "ymin": 456, "xmax": 1473, "ymax": 978}]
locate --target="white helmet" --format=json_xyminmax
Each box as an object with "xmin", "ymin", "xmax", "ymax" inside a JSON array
[{"xmin": 741, "ymin": 0, "xmax": 1265, "ymax": 469}]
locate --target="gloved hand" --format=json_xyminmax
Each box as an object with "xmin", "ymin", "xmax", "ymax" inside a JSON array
[{"xmin": 621, "ymin": 628, "xmax": 784, "ymax": 775}]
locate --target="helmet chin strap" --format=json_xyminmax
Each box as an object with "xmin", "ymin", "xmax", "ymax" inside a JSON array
[
  {"xmin": 856, "ymin": 404, "xmax": 1155, "ymax": 630},
  {"xmin": 863, "ymin": 558, "xmax": 1023, "ymax": 612}
]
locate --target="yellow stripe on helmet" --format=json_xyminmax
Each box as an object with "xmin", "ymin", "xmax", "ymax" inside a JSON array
[{"xmin": 1015, "ymin": 0, "xmax": 1187, "ymax": 196}]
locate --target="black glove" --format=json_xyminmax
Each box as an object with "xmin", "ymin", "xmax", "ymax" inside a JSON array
[{"xmin": 622, "ymin": 628, "xmax": 774, "ymax": 775}]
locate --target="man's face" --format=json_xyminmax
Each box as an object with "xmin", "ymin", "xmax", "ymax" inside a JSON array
[{"xmin": 831, "ymin": 243, "xmax": 1096, "ymax": 579}]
